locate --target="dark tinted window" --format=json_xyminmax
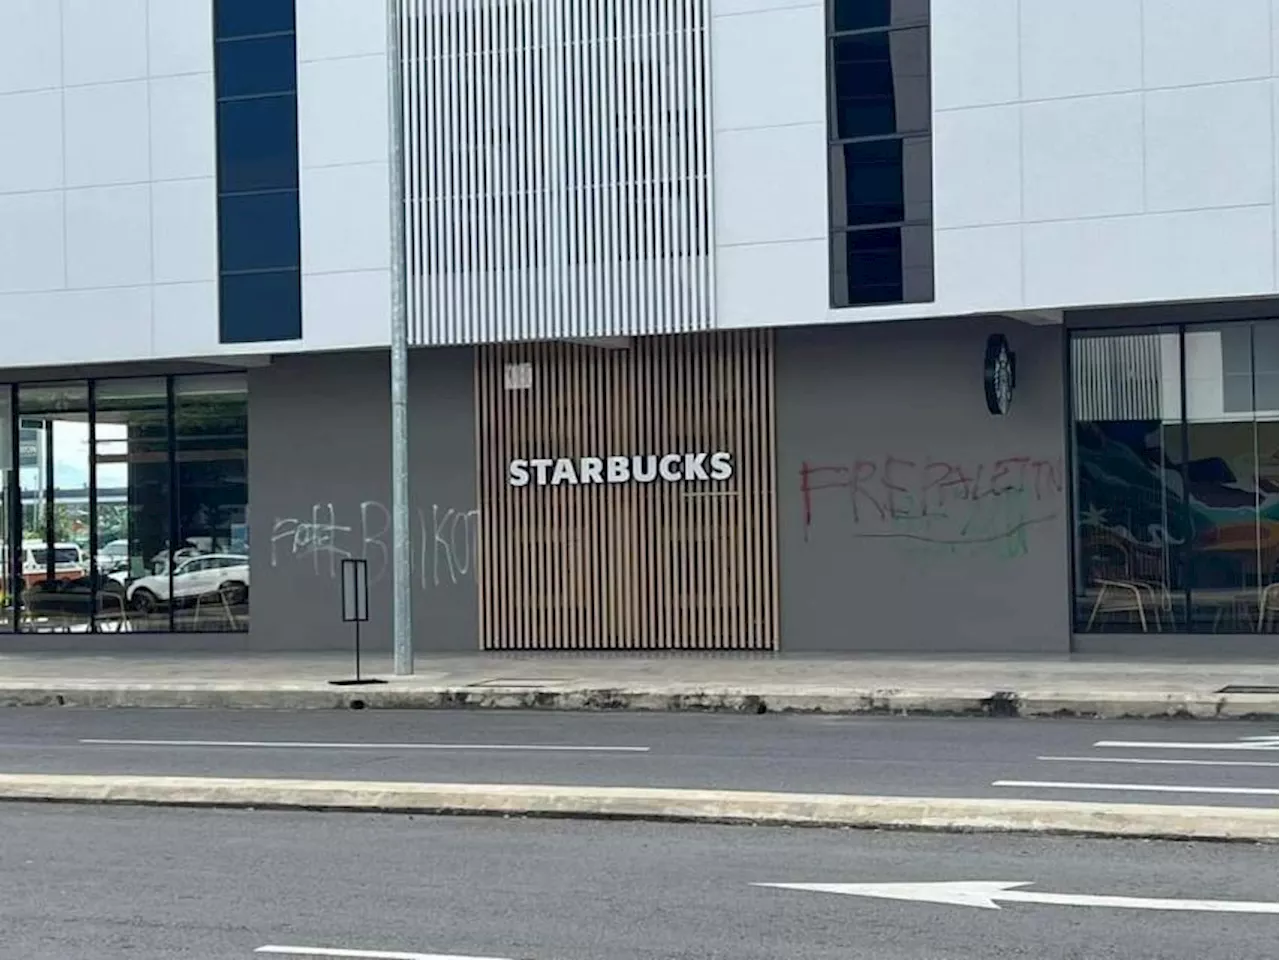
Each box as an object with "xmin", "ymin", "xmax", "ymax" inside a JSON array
[
  {"xmin": 216, "ymin": 35, "xmax": 298, "ymax": 98},
  {"xmin": 217, "ymin": 96, "xmax": 298, "ymax": 193},
  {"xmin": 829, "ymin": 137, "xmax": 933, "ymax": 228},
  {"xmin": 831, "ymin": 28, "xmax": 930, "ymax": 139},
  {"xmin": 832, "ymin": 0, "xmax": 929, "ymax": 31},
  {"xmin": 214, "ymin": 0, "xmax": 295, "ymax": 39},
  {"xmin": 831, "ymin": 225, "xmax": 934, "ymax": 306},
  {"xmin": 218, "ymin": 270, "xmax": 303, "ymax": 343},
  {"xmin": 218, "ymin": 192, "xmax": 301, "ymax": 272}
]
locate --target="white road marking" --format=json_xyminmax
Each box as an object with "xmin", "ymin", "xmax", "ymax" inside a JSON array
[
  {"xmin": 993, "ymin": 779, "xmax": 1279, "ymax": 796},
  {"xmin": 756, "ymin": 881, "xmax": 1280, "ymax": 914},
  {"xmin": 1038, "ymin": 755, "xmax": 1279, "ymax": 768},
  {"xmin": 80, "ymin": 738, "xmax": 648, "ymax": 753},
  {"xmin": 1093, "ymin": 739, "xmax": 1278, "ymax": 752},
  {"xmin": 255, "ymin": 947, "xmax": 511, "ymax": 960}
]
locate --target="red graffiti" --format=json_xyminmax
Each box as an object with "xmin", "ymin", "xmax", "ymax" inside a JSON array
[{"xmin": 799, "ymin": 455, "xmax": 1065, "ymax": 534}]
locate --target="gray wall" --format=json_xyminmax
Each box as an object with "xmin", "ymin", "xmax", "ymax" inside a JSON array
[
  {"xmin": 776, "ymin": 319, "xmax": 1070, "ymax": 653},
  {"xmin": 249, "ymin": 348, "xmax": 478, "ymax": 652}
]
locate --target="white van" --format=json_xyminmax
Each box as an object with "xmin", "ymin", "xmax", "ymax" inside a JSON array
[{"xmin": 18, "ymin": 541, "xmax": 87, "ymax": 588}]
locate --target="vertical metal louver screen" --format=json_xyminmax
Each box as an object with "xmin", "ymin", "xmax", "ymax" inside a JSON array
[
  {"xmin": 1071, "ymin": 334, "xmax": 1165, "ymax": 421},
  {"xmin": 401, "ymin": 0, "xmax": 715, "ymax": 345},
  {"xmin": 476, "ymin": 333, "xmax": 778, "ymax": 651}
]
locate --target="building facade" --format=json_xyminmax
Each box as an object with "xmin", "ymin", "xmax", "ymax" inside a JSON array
[{"xmin": 1, "ymin": 0, "xmax": 1276, "ymax": 656}]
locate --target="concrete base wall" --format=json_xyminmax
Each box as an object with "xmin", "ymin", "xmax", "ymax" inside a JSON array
[{"xmin": 775, "ymin": 319, "xmax": 1071, "ymax": 653}]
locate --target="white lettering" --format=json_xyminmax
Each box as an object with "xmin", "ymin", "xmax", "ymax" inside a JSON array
[
  {"xmin": 606, "ymin": 456, "xmax": 630, "ymax": 483},
  {"xmin": 508, "ymin": 452, "xmax": 735, "ymax": 486},
  {"xmin": 683, "ymin": 452, "xmax": 709, "ymax": 480},
  {"xmin": 550, "ymin": 458, "xmax": 579, "ymax": 485},
  {"xmin": 530, "ymin": 458, "xmax": 554, "ymax": 485},
  {"xmin": 708, "ymin": 451, "xmax": 733, "ymax": 480},
  {"xmin": 632, "ymin": 455, "xmax": 658, "ymax": 482},
  {"xmin": 658, "ymin": 453, "xmax": 683, "ymax": 481}
]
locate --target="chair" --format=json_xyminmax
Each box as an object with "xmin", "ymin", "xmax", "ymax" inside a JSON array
[
  {"xmin": 1082, "ymin": 535, "xmax": 1169, "ymax": 633},
  {"xmin": 1259, "ymin": 583, "xmax": 1279, "ymax": 633}
]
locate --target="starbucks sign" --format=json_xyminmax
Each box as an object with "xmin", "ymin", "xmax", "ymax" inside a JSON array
[{"xmin": 509, "ymin": 452, "xmax": 734, "ymax": 487}]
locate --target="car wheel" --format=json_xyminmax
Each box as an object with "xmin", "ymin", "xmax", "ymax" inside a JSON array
[
  {"xmin": 218, "ymin": 581, "xmax": 247, "ymax": 605},
  {"xmin": 132, "ymin": 587, "xmax": 159, "ymax": 615}
]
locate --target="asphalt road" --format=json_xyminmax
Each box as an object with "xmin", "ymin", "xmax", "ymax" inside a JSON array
[
  {"xmin": 0, "ymin": 803, "xmax": 1275, "ymax": 960},
  {"xmin": 0, "ymin": 709, "xmax": 1275, "ymax": 807}
]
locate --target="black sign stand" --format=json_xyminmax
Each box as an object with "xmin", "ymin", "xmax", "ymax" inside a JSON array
[{"xmin": 330, "ymin": 558, "xmax": 386, "ymax": 686}]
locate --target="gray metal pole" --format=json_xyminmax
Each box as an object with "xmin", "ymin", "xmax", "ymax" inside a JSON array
[{"xmin": 386, "ymin": 0, "xmax": 413, "ymax": 675}]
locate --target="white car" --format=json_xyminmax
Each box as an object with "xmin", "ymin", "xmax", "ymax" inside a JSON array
[{"xmin": 126, "ymin": 553, "xmax": 249, "ymax": 613}]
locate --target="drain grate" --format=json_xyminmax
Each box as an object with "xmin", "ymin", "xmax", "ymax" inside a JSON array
[{"xmin": 1216, "ymin": 684, "xmax": 1279, "ymax": 694}]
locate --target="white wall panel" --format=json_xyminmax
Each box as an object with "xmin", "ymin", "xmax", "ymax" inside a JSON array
[
  {"xmin": 931, "ymin": 104, "xmax": 1020, "ymax": 228},
  {"xmin": 711, "ymin": 4, "xmax": 823, "ymax": 130},
  {"xmin": 297, "ymin": 0, "xmax": 388, "ymax": 60},
  {"xmin": 62, "ymin": 0, "xmax": 148, "ymax": 86},
  {"xmin": 0, "ymin": 90, "xmax": 63, "ymax": 193},
  {"xmin": 1144, "ymin": 81, "xmax": 1275, "ymax": 212},
  {"xmin": 1021, "ymin": 93, "xmax": 1145, "ymax": 221},
  {"xmin": 1024, "ymin": 206, "xmax": 1277, "ymax": 307},
  {"xmin": 300, "ymin": 162, "xmax": 390, "ymax": 274},
  {"xmin": 297, "ymin": 56, "xmax": 388, "ymax": 168},
  {"xmin": 0, "ymin": 192, "xmax": 65, "ymax": 294},
  {"xmin": 0, "ymin": 0, "xmax": 225, "ymax": 370},
  {"xmin": 64, "ymin": 184, "xmax": 151, "ymax": 288},
  {"xmin": 403, "ymin": 0, "xmax": 715, "ymax": 345},
  {"xmin": 148, "ymin": 74, "xmax": 217, "ymax": 181},
  {"xmin": 0, "ymin": 0, "xmax": 61, "ymax": 94},
  {"xmin": 714, "ymin": 124, "xmax": 825, "ymax": 245},
  {"xmin": 148, "ymin": 0, "xmax": 215, "ymax": 77},
  {"xmin": 1142, "ymin": 0, "xmax": 1274, "ymax": 87},
  {"xmin": 64, "ymin": 80, "xmax": 151, "ymax": 187},
  {"xmin": 930, "ymin": 0, "xmax": 1017, "ymax": 110},
  {"xmin": 292, "ymin": 0, "xmax": 392, "ymax": 353},
  {"xmin": 1019, "ymin": 0, "xmax": 1142, "ymax": 100},
  {"xmin": 151, "ymin": 178, "xmax": 218, "ymax": 284},
  {"xmin": 710, "ymin": 0, "xmax": 1278, "ymax": 332}
]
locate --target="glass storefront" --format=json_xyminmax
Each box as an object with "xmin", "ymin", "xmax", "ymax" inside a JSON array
[
  {"xmin": 1, "ymin": 374, "xmax": 249, "ymax": 634},
  {"xmin": 1071, "ymin": 319, "xmax": 1278, "ymax": 634}
]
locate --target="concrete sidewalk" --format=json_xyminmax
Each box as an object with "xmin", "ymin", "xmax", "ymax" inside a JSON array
[{"xmin": 0, "ymin": 652, "xmax": 1275, "ymax": 718}]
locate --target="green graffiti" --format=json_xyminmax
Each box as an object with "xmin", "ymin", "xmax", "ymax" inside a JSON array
[{"xmin": 889, "ymin": 488, "xmax": 1049, "ymax": 564}]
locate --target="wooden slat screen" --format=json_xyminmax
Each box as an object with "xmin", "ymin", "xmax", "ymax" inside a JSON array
[{"xmin": 476, "ymin": 332, "xmax": 777, "ymax": 650}]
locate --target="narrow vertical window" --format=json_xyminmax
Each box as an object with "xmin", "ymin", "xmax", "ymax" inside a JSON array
[
  {"xmin": 213, "ymin": 0, "xmax": 302, "ymax": 342},
  {"xmin": 827, "ymin": 1, "xmax": 934, "ymax": 308}
]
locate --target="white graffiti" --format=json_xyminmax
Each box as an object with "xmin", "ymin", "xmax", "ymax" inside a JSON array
[
  {"xmin": 425, "ymin": 504, "xmax": 480, "ymax": 585},
  {"xmin": 270, "ymin": 500, "xmax": 479, "ymax": 588}
]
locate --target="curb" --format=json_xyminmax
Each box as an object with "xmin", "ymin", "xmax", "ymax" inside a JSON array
[
  {"xmin": 0, "ymin": 774, "xmax": 1273, "ymax": 842},
  {"xmin": 0, "ymin": 684, "xmax": 1275, "ymax": 720}
]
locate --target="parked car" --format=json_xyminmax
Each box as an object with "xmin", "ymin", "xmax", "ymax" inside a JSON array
[
  {"xmin": 18, "ymin": 540, "xmax": 87, "ymax": 588},
  {"xmin": 126, "ymin": 553, "xmax": 249, "ymax": 614},
  {"xmin": 95, "ymin": 538, "xmax": 131, "ymax": 574}
]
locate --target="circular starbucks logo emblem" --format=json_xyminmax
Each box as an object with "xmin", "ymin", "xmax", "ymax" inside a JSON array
[{"xmin": 984, "ymin": 334, "xmax": 1016, "ymax": 415}]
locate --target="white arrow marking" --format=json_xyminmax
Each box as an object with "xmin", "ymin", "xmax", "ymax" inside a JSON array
[
  {"xmin": 1093, "ymin": 739, "xmax": 1277, "ymax": 752},
  {"xmin": 755, "ymin": 882, "xmax": 1280, "ymax": 914}
]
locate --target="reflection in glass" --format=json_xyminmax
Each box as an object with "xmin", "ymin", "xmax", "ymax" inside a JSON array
[
  {"xmin": 174, "ymin": 375, "xmax": 249, "ymax": 632},
  {"xmin": 1071, "ymin": 319, "xmax": 1279, "ymax": 634},
  {"xmin": 1, "ymin": 387, "xmax": 12, "ymax": 632},
  {"xmin": 1071, "ymin": 330, "xmax": 1183, "ymax": 633},
  {"xmin": 95, "ymin": 379, "xmax": 169, "ymax": 633},
  {"xmin": 830, "ymin": 28, "xmax": 930, "ymax": 139},
  {"xmin": 15, "ymin": 382, "xmax": 92, "ymax": 633},
  {"xmin": 1182, "ymin": 322, "xmax": 1278, "ymax": 632}
]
